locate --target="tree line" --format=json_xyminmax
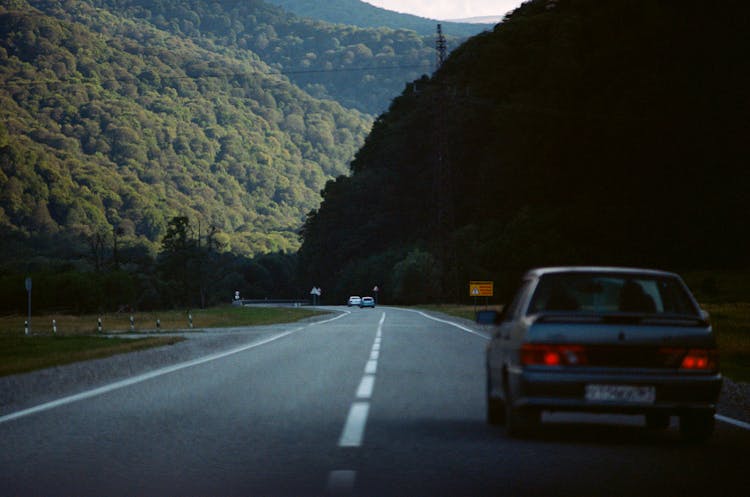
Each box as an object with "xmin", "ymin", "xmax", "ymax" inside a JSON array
[{"xmin": 0, "ymin": 216, "xmax": 303, "ymax": 314}]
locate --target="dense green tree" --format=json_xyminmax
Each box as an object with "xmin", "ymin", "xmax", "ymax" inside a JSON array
[
  {"xmin": 391, "ymin": 248, "xmax": 441, "ymax": 304},
  {"xmin": 157, "ymin": 216, "xmax": 197, "ymax": 307}
]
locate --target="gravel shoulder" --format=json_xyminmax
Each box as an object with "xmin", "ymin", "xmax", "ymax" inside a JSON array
[
  {"xmin": 0, "ymin": 313, "xmax": 333, "ymax": 417},
  {"xmin": 719, "ymin": 377, "xmax": 750, "ymax": 423}
]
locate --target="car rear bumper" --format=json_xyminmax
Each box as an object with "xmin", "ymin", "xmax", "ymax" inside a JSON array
[{"xmin": 514, "ymin": 369, "xmax": 722, "ymax": 414}]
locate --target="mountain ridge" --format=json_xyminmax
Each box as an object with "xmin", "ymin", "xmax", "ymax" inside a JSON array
[
  {"xmin": 446, "ymin": 16, "xmax": 505, "ymax": 24},
  {"xmin": 263, "ymin": 0, "xmax": 494, "ymax": 36},
  {"xmin": 82, "ymin": 0, "xmax": 471, "ymax": 115}
]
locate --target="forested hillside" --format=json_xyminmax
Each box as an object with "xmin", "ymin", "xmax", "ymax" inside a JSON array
[
  {"xmin": 299, "ymin": 0, "xmax": 750, "ymax": 304},
  {"xmin": 264, "ymin": 0, "xmax": 492, "ymax": 37},
  {"xmin": 85, "ymin": 0, "xmax": 464, "ymax": 115},
  {"xmin": 0, "ymin": 0, "xmax": 370, "ymax": 259},
  {"xmin": 0, "ymin": 0, "xmax": 485, "ymax": 312}
]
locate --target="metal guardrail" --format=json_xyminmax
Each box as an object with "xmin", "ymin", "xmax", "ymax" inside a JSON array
[{"xmin": 234, "ymin": 299, "xmax": 312, "ymax": 306}]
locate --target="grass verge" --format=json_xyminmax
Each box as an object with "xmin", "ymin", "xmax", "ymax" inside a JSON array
[
  {"xmin": 0, "ymin": 306, "xmax": 328, "ymax": 377},
  {"xmin": 0, "ymin": 305, "xmax": 327, "ymax": 335},
  {"xmin": 702, "ymin": 303, "xmax": 750, "ymax": 383},
  {"xmin": 0, "ymin": 335, "xmax": 184, "ymax": 377},
  {"xmin": 417, "ymin": 304, "xmax": 504, "ymax": 322}
]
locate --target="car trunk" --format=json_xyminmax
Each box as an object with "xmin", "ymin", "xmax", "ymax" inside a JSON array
[{"xmin": 526, "ymin": 315, "xmax": 715, "ymax": 370}]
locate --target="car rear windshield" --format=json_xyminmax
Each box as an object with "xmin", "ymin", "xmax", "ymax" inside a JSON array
[{"xmin": 527, "ymin": 272, "xmax": 699, "ymax": 316}]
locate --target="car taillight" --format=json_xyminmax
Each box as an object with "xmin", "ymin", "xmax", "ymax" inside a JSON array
[
  {"xmin": 680, "ymin": 349, "xmax": 718, "ymax": 371},
  {"xmin": 660, "ymin": 347, "xmax": 718, "ymax": 370},
  {"xmin": 521, "ymin": 344, "xmax": 587, "ymax": 366}
]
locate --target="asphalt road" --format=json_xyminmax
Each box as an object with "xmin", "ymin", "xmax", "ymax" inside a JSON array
[{"xmin": 0, "ymin": 307, "xmax": 747, "ymax": 496}]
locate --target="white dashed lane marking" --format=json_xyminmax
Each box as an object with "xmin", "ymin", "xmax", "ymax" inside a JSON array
[
  {"xmin": 356, "ymin": 375, "xmax": 375, "ymax": 399},
  {"xmin": 338, "ymin": 402, "xmax": 370, "ymax": 447},
  {"xmin": 365, "ymin": 360, "xmax": 378, "ymax": 374},
  {"xmin": 331, "ymin": 311, "xmax": 386, "ymax": 492}
]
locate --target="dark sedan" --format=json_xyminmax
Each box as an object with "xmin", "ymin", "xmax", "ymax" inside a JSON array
[{"xmin": 482, "ymin": 267, "xmax": 722, "ymax": 441}]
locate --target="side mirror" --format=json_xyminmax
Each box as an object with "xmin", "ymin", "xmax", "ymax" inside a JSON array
[
  {"xmin": 699, "ymin": 309, "xmax": 710, "ymax": 324},
  {"xmin": 476, "ymin": 310, "xmax": 498, "ymax": 325}
]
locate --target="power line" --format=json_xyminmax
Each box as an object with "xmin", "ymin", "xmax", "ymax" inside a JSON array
[
  {"xmin": 1, "ymin": 63, "xmax": 432, "ymax": 87},
  {"xmin": 277, "ymin": 63, "xmax": 429, "ymax": 76}
]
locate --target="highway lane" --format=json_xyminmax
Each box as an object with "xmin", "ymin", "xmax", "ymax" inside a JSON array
[
  {"xmin": 0, "ymin": 307, "xmax": 747, "ymax": 496},
  {"xmin": 346, "ymin": 308, "xmax": 747, "ymax": 496}
]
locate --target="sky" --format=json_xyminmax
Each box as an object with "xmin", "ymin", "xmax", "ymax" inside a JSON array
[{"xmin": 362, "ymin": 0, "xmax": 523, "ymax": 20}]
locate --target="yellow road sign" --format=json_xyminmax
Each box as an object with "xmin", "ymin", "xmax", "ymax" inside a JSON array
[{"xmin": 469, "ymin": 281, "xmax": 493, "ymax": 297}]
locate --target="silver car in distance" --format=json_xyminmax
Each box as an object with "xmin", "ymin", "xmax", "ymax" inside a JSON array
[{"xmin": 481, "ymin": 267, "xmax": 722, "ymax": 441}]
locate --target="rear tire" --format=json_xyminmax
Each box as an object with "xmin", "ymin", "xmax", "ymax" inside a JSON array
[
  {"xmin": 487, "ymin": 395, "xmax": 506, "ymax": 426},
  {"xmin": 680, "ymin": 410, "xmax": 715, "ymax": 442},
  {"xmin": 486, "ymin": 375, "xmax": 505, "ymax": 425},
  {"xmin": 645, "ymin": 413, "xmax": 670, "ymax": 430},
  {"xmin": 504, "ymin": 386, "xmax": 539, "ymax": 438}
]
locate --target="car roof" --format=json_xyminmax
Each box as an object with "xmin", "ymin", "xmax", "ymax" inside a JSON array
[{"xmin": 524, "ymin": 266, "xmax": 680, "ymax": 279}]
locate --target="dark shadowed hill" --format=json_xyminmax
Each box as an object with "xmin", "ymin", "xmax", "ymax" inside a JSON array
[{"xmin": 298, "ymin": 0, "xmax": 750, "ymax": 303}]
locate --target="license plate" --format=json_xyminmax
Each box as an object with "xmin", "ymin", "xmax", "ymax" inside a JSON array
[{"xmin": 585, "ymin": 384, "xmax": 655, "ymax": 403}]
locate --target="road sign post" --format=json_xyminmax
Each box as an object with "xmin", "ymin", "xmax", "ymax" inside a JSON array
[
  {"xmin": 25, "ymin": 277, "xmax": 32, "ymax": 335},
  {"xmin": 469, "ymin": 281, "xmax": 493, "ymax": 297},
  {"xmin": 310, "ymin": 287, "xmax": 321, "ymax": 305},
  {"xmin": 469, "ymin": 280, "xmax": 494, "ymax": 312}
]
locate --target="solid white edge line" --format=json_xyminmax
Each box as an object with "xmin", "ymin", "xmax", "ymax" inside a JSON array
[
  {"xmin": 339, "ymin": 402, "xmax": 369, "ymax": 447},
  {"xmin": 309, "ymin": 310, "xmax": 350, "ymax": 326},
  {"xmin": 716, "ymin": 414, "xmax": 750, "ymax": 430},
  {"xmin": 0, "ymin": 319, "xmax": 324, "ymax": 424},
  {"xmin": 399, "ymin": 308, "xmax": 489, "ymax": 340}
]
